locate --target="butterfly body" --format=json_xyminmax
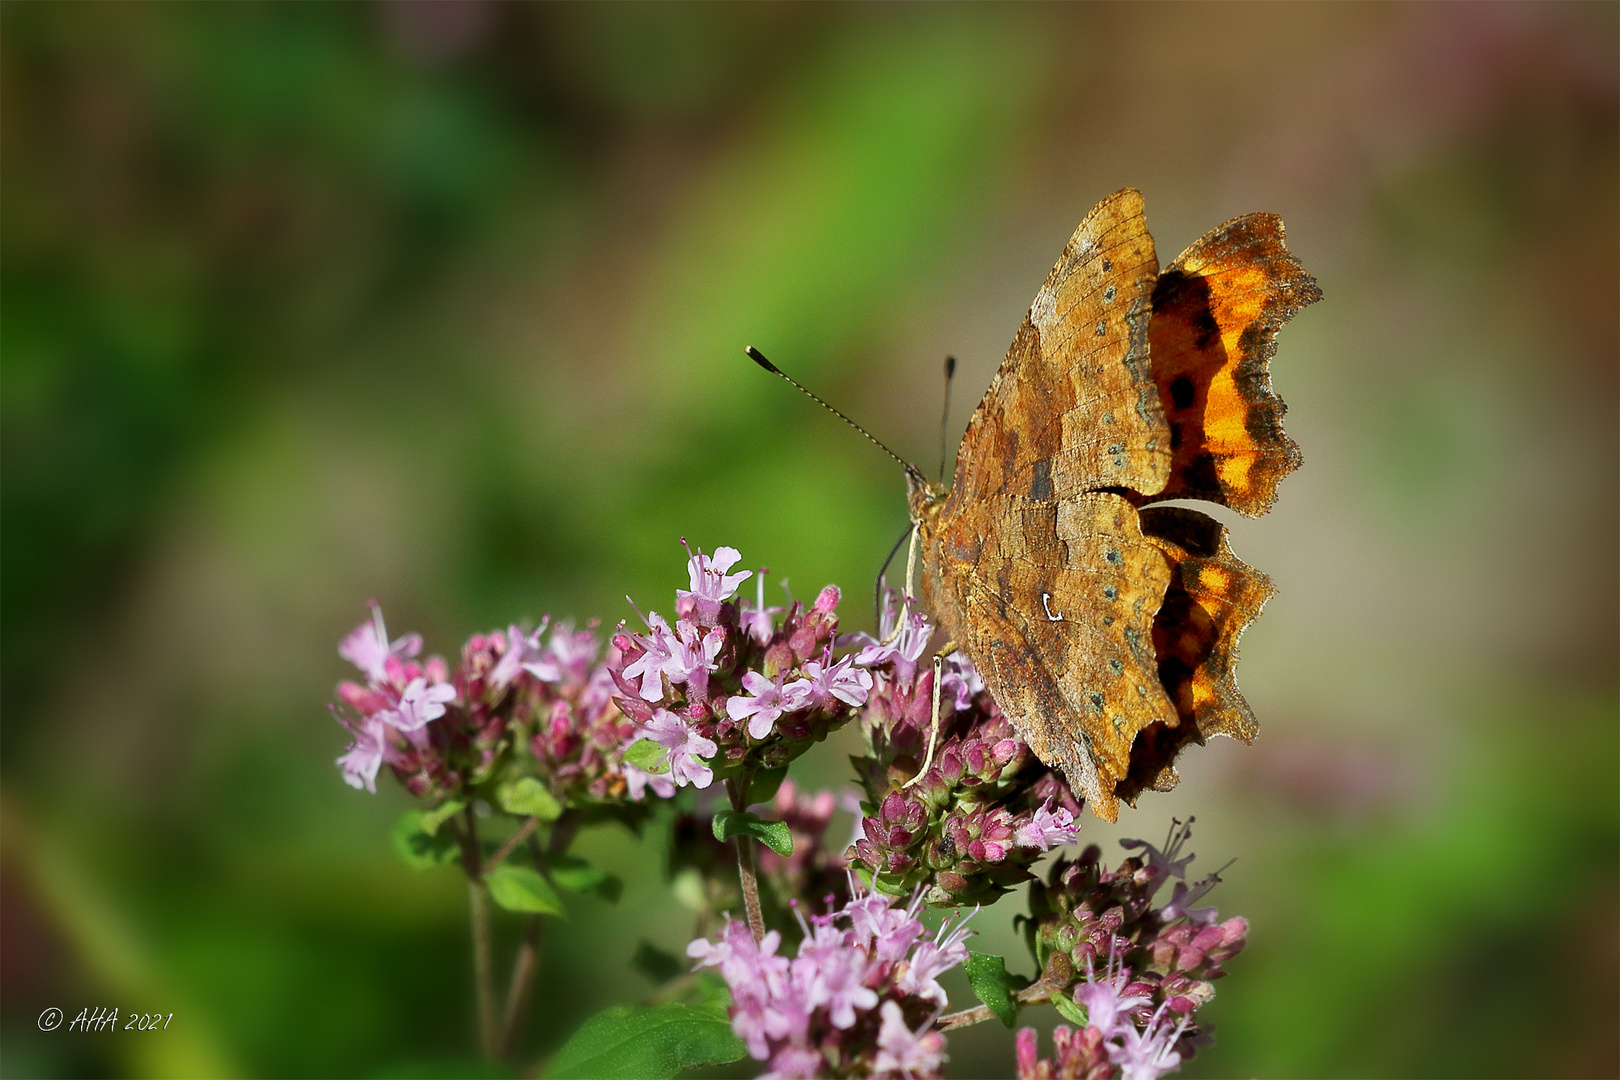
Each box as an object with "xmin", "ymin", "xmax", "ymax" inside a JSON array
[{"xmin": 908, "ymin": 190, "xmax": 1320, "ymax": 822}]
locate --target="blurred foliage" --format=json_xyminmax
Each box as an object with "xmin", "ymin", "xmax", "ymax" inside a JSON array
[{"xmin": 2, "ymin": 3, "xmax": 1615, "ymax": 1079}]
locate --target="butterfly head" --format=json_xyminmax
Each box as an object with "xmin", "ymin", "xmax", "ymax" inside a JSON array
[{"xmin": 904, "ymin": 466, "xmax": 947, "ymax": 528}]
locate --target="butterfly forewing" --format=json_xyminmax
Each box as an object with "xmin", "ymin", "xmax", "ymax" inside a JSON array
[
  {"xmin": 921, "ymin": 189, "xmax": 1185, "ymax": 823},
  {"xmin": 945, "ymin": 189, "xmax": 1172, "ymax": 510}
]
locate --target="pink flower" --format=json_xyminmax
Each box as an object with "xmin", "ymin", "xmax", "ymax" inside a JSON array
[
  {"xmin": 763, "ymin": 1045, "xmax": 824, "ymax": 1080},
  {"xmin": 622, "ymin": 613, "xmax": 679, "ymax": 701},
  {"xmin": 489, "ymin": 621, "xmax": 546, "ymax": 689},
  {"xmin": 386, "ymin": 676, "xmax": 456, "ymax": 732},
  {"xmin": 1073, "ymin": 945, "xmax": 1152, "ymax": 1038},
  {"xmin": 543, "ymin": 619, "xmax": 601, "ymax": 684},
  {"xmin": 1016, "ymin": 1025, "xmax": 1113, "ymax": 1080},
  {"xmin": 802, "ymin": 655, "xmax": 873, "ymax": 709},
  {"xmin": 1108, "ymin": 1005, "xmax": 1190, "ymax": 1080},
  {"xmin": 677, "ymin": 542, "xmax": 752, "ymax": 624},
  {"xmin": 847, "ymin": 891, "xmax": 926, "ymax": 965},
  {"xmin": 338, "ymin": 602, "xmax": 422, "ymax": 684},
  {"xmin": 1015, "ymin": 798, "xmax": 1079, "ymax": 851},
  {"xmin": 853, "ymin": 606, "xmax": 932, "ymax": 683},
  {"xmin": 939, "ymin": 652, "xmax": 984, "ymax": 711},
  {"xmin": 688, "ymin": 920, "xmax": 784, "ymax": 983},
  {"xmin": 639, "ymin": 708, "xmax": 717, "ymax": 789},
  {"xmin": 872, "ymin": 1000, "xmax": 946, "ymax": 1078},
  {"xmin": 726, "ymin": 671, "xmax": 813, "ymax": 740},
  {"xmin": 1015, "ymin": 1027, "xmax": 1041, "ymax": 1077},
  {"xmin": 1121, "ymin": 817, "xmax": 1197, "ymax": 883},
  {"xmin": 796, "ymin": 922, "xmax": 878, "ymax": 1029},
  {"xmin": 1160, "ymin": 868, "xmax": 1227, "ymax": 926},
  {"xmin": 741, "ymin": 570, "xmax": 785, "ymax": 645},
  {"xmin": 669, "ymin": 620, "xmax": 724, "ymax": 701},
  {"xmin": 895, "ymin": 909, "xmax": 975, "ymax": 1005},
  {"xmin": 688, "ymin": 923, "xmax": 790, "ymax": 1058},
  {"xmin": 689, "ymin": 883, "xmax": 964, "ymax": 1072},
  {"xmin": 622, "ymin": 761, "xmax": 676, "ymax": 801},
  {"xmin": 335, "ymin": 713, "xmax": 388, "ymax": 793}
]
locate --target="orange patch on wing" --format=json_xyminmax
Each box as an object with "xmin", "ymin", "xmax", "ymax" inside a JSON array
[
  {"xmin": 1116, "ymin": 506, "xmax": 1276, "ymax": 803},
  {"xmin": 1144, "ymin": 214, "xmax": 1320, "ymax": 517}
]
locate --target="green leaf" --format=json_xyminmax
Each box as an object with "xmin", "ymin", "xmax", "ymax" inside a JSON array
[
  {"xmin": 392, "ymin": 810, "xmax": 460, "ymax": 871},
  {"xmin": 746, "ymin": 764, "xmax": 789, "ymax": 805},
  {"xmin": 419, "ymin": 798, "xmax": 467, "ymax": 836},
  {"xmin": 549, "ymin": 855, "xmax": 624, "ymax": 903},
  {"xmin": 485, "ymin": 864, "xmax": 566, "ymax": 916},
  {"xmin": 1052, "ymin": 991, "xmax": 1087, "ymax": 1027},
  {"xmin": 496, "ymin": 778, "xmax": 562, "ymax": 821},
  {"xmin": 630, "ymin": 941, "xmax": 684, "ymax": 986},
  {"xmin": 367, "ymin": 1058, "xmax": 513, "ymax": 1078},
  {"xmin": 711, "ymin": 810, "xmax": 793, "ymax": 857},
  {"xmin": 965, "ymin": 951, "xmax": 1021, "ymax": 1028},
  {"xmin": 870, "ymin": 873, "xmax": 910, "ymax": 897},
  {"xmin": 544, "ymin": 989, "xmax": 744, "ymax": 1080},
  {"xmin": 623, "ymin": 738, "xmax": 669, "ymax": 774}
]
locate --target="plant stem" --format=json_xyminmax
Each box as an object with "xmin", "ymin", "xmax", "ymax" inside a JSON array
[
  {"xmin": 938, "ymin": 984, "xmax": 1054, "ymax": 1031},
  {"xmin": 497, "ymin": 915, "xmax": 543, "ymax": 1059},
  {"xmin": 483, "ymin": 815, "xmax": 541, "ymax": 877},
  {"xmin": 460, "ymin": 804, "xmax": 498, "ymax": 1060},
  {"xmin": 726, "ymin": 776, "xmax": 766, "ymax": 944},
  {"xmin": 495, "ymin": 810, "xmax": 577, "ymax": 1059}
]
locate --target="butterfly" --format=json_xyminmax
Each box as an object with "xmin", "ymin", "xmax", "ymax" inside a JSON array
[{"xmin": 903, "ymin": 189, "xmax": 1320, "ymax": 821}]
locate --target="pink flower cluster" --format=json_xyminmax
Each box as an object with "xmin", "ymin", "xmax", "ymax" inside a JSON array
[
  {"xmin": 331, "ymin": 603, "xmax": 669, "ymax": 807},
  {"xmin": 1019, "ymin": 821, "xmax": 1248, "ymax": 1077},
  {"xmin": 1014, "ymin": 947, "xmax": 1200, "ymax": 1080},
  {"xmin": 332, "ymin": 603, "xmax": 455, "ymax": 794},
  {"xmin": 611, "ymin": 542, "xmax": 874, "ymax": 791},
  {"xmin": 687, "ymin": 881, "xmax": 971, "ymax": 1079},
  {"xmin": 847, "ymin": 594, "xmax": 1082, "ymax": 905}
]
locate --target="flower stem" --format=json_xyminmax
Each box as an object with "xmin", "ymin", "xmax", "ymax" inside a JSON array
[
  {"xmin": 495, "ymin": 811, "xmax": 577, "ymax": 1059},
  {"xmin": 497, "ymin": 915, "xmax": 543, "ymax": 1059},
  {"xmin": 726, "ymin": 776, "xmax": 766, "ymax": 944},
  {"xmin": 460, "ymin": 805, "xmax": 498, "ymax": 1059},
  {"xmin": 482, "ymin": 815, "xmax": 541, "ymax": 877},
  {"xmin": 938, "ymin": 984, "xmax": 1054, "ymax": 1031}
]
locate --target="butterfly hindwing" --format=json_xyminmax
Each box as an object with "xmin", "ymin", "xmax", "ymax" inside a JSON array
[
  {"xmin": 939, "ymin": 491, "xmax": 1176, "ymax": 823},
  {"xmin": 1113, "ymin": 506, "xmax": 1275, "ymax": 802}
]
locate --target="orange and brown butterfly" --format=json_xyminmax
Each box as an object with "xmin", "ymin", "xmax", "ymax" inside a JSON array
[{"xmin": 900, "ymin": 189, "xmax": 1320, "ymax": 822}]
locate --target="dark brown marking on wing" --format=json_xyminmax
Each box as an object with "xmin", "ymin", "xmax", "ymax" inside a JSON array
[{"xmin": 1114, "ymin": 506, "xmax": 1274, "ymax": 803}]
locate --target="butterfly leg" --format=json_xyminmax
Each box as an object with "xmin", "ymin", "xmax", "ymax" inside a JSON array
[{"xmin": 902, "ymin": 641, "xmax": 956, "ymax": 788}]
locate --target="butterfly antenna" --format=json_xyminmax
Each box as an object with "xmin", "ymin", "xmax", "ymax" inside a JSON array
[
  {"xmin": 746, "ymin": 347, "xmax": 924, "ymax": 479},
  {"xmin": 938, "ymin": 355, "xmax": 956, "ymax": 482},
  {"xmin": 875, "ymin": 522, "xmax": 915, "ymax": 625}
]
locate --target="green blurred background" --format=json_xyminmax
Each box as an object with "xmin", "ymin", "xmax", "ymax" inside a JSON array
[{"xmin": 2, "ymin": 3, "xmax": 1615, "ymax": 1077}]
